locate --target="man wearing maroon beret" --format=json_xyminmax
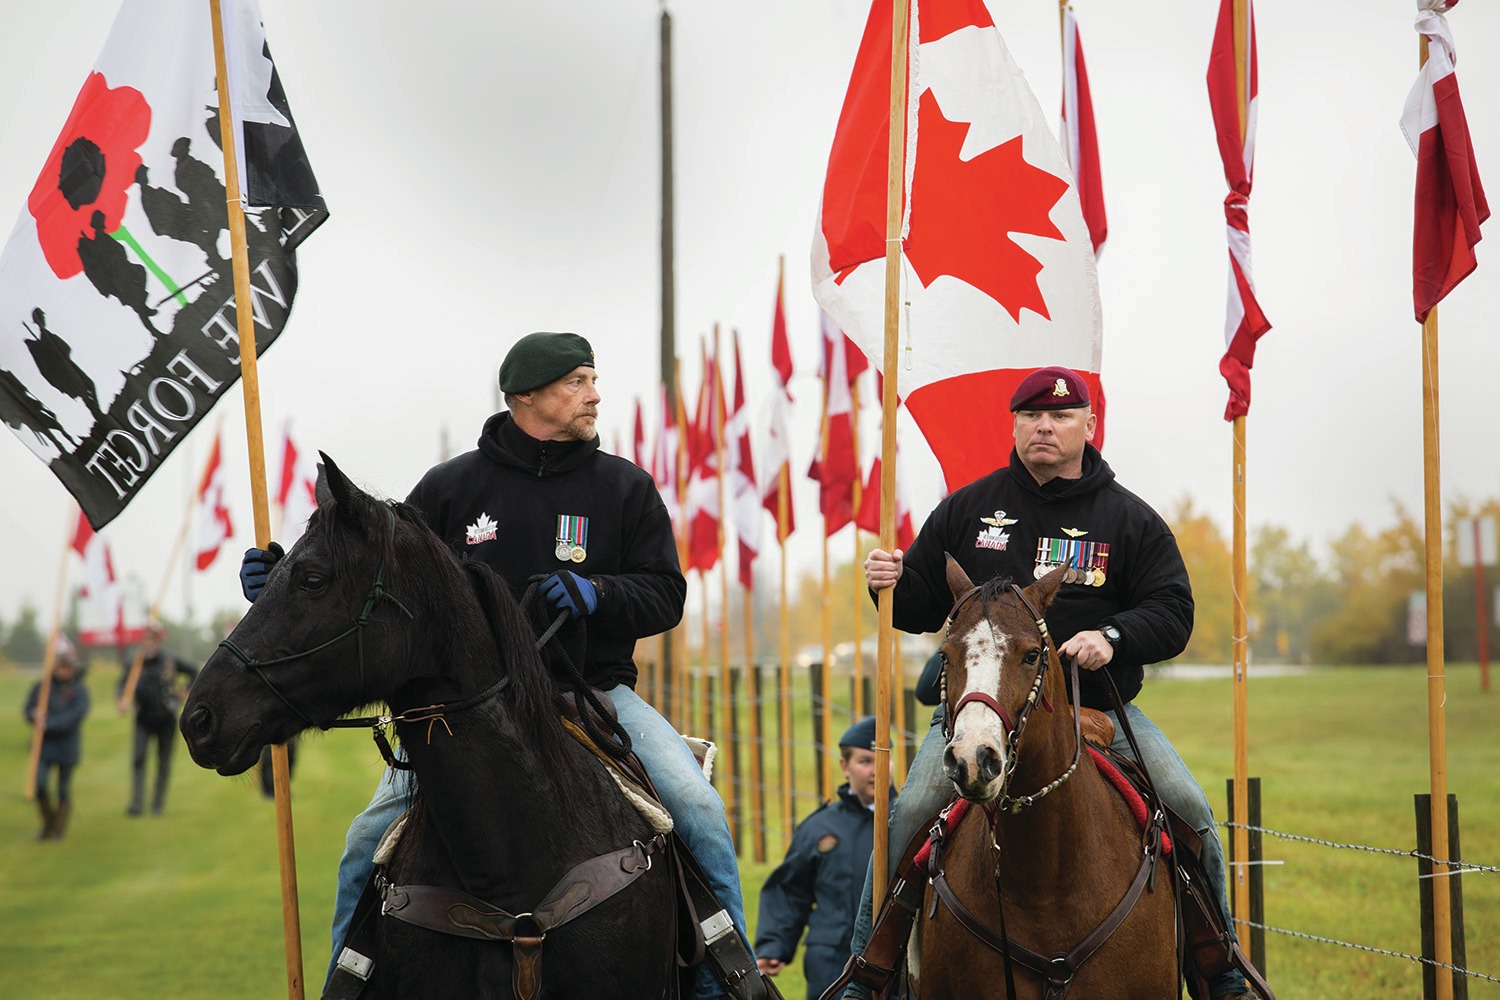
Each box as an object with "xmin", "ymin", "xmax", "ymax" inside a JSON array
[{"xmin": 845, "ymin": 365, "xmax": 1262, "ymax": 1000}]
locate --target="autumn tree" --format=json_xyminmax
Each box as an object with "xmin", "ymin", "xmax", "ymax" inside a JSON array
[
  {"xmin": 1250, "ymin": 524, "xmax": 1338, "ymax": 664},
  {"xmin": 1166, "ymin": 497, "xmax": 1233, "ymax": 663},
  {"xmin": 1311, "ymin": 505, "xmax": 1425, "ymax": 664}
]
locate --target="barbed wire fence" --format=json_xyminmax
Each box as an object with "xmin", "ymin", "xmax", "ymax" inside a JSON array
[{"xmin": 1222, "ymin": 819, "xmax": 1499, "ymax": 989}]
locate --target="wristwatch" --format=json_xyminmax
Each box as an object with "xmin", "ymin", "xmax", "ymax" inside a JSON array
[{"xmin": 1099, "ymin": 623, "xmax": 1122, "ymax": 648}]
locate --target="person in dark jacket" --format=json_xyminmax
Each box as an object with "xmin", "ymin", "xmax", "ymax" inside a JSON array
[
  {"xmin": 847, "ymin": 366, "xmax": 1259, "ymax": 1000},
  {"xmin": 24, "ymin": 635, "xmax": 91, "ymax": 840},
  {"xmin": 119, "ymin": 622, "xmax": 197, "ymax": 815},
  {"xmin": 242, "ymin": 332, "xmax": 745, "ymax": 999},
  {"xmin": 757, "ymin": 718, "xmax": 884, "ymax": 1000}
]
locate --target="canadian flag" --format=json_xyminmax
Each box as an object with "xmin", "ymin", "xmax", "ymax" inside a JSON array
[
  {"xmin": 685, "ymin": 342, "xmax": 723, "ymax": 573},
  {"xmin": 275, "ymin": 424, "xmax": 319, "ymax": 547},
  {"xmin": 806, "ymin": 313, "xmax": 860, "ymax": 536},
  {"xmin": 1061, "ymin": 7, "xmax": 1107, "ymax": 256},
  {"xmin": 855, "ymin": 373, "xmax": 917, "ymax": 550},
  {"xmin": 651, "ymin": 384, "xmax": 680, "ymax": 527},
  {"xmin": 1402, "ymin": 0, "xmax": 1488, "ymax": 322},
  {"xmin": 1207, "ymin": 0, "xmax": 1272, "ymax": 420},
  {"xmin": 71, "ymin": 509, "xmax": 126, "ymax": 647},
  {"xmin": 760, "ymin": 272, "xmax": 796, "ymax": 542},
  {"xmin": 631, "ymin": 396, "xmax": 647, "ymax": 469},
  {"xmin": 194, "ymin": 431, "xmax": 233, "ymax": 571},
  {"xmin": 727, "ymin": 331, "xmax": 760, "ymax": 589},
  {"xmin": 813, "ymin": 0, "xmax": 1104, "ymax": 494}
]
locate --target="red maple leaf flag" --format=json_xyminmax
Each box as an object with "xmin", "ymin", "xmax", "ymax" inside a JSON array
[
  {"xmin": 631, "ymin": 396, "xmax": 647, "ymax": 468},
  {"xmin": 1207, "ymin": 0, "xmax": 1273, "ymax": 420},
  {"xmin": 651, "ymin": 384, "xmax": 680, "ymax": 527},
  {"xmin": 1402, "ymin": 0, "xmax": 1488, "ymax": 322},
  {"xmin": 813, "ymin": 0, "xmax": 1105, "ymax": 494},
  {"xmin": 71, "ymin": 509, "xmax": 127, "ymax": 647},
  {"xmin": 1062, "ymin": 7, "xmax": 1107, "ymax": 256},
  {"xmin": 275, "ymin": 423, "xmax": 319, "ymax": 547},
  {"xmin": 806, "ymin": 312, "xmax": 859, "ymax": 536},
  {"xmin": 761, "ymin": 274, "xmax": 796, "ymax": 541},
  {"xmin": 727, "ymin": 331, "xmax": 760, "ymax": 589},
  {"xmin": 686, "ymin": 343, "xmax": 723, "ymax": 573},
  {"xmin": 194, "ymin": 430, "xmax": 233, "ymax": 571},
  {"xmin": 855, "ymin": 374, "xmax": 917, "ymax": 549}
]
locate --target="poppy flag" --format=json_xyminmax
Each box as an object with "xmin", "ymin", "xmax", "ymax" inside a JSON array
[
  {"xmin": 0, "ymin": 0, "xmax": 327, "ymax": 529},
  {"xmin": 813, "ymin": 0, "xmax": 1104, "ymax": 495},
  {"xmin": 1402, "ymin": 0, "xmax": 1488, "ymax": 323},
  {"xmin": 1207, "ymin": 0, "xmax": 1272, "ymax": 420}
]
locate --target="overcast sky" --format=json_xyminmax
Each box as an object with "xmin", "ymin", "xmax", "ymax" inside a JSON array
[{"xmin": 0, "ymin": 0, "xmax": 1496, "ymax": 631}]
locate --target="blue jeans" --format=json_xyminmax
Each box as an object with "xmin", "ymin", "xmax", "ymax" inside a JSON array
[
  {"xmin": 326, "ymin": 684, "xmax": 747, "ymax": 1000},
  {"xmin": 846, "ymin": 707, "xmax": 1248, "ymax": 998}
]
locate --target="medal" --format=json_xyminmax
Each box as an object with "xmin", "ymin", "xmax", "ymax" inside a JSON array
[
  {"xmin": 556, "ymin": 514, "xmax": 590, "ymax": 564},
  {"xmin": 1033, "ymin": 564, "xmax": 1050, "ymax": 580},
  {"xmin": 1083, "ymin": 569, "xmax": 1096, "ymax": 586},
  {"xmin": 1092, "ymin": 569, "xmax": 1106, "ymax": 588}
]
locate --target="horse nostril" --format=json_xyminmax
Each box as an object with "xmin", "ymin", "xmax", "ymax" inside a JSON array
[
  {"xmin": 977, "ymin": 744, "xmax": 1003, "ymax": 784},
  {"xmin": 181, "ymin": 704, "xmax": 214, "ymax": 746},
  {"xmin": 942, "ymin": 745, "xmax": 966, "ymax": 786}
]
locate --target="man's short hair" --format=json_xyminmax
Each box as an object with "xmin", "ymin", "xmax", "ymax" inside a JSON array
[
  {"xmin": 498, "ymin": 332, "xmax": 595, "ymax": 394},
  {"xmin": 1009, "ymin": 366, "xmax": 1091, "ymax": 412}
]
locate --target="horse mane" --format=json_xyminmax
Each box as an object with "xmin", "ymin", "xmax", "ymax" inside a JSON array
[{"xmin": 310, "ymin": 491, "xmax": 577, "ymax": 778}]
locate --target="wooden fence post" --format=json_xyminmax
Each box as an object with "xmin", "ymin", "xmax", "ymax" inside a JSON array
[{"xmin": 1416, "ymin": 793, "xmax": 1468, "ymax": 1000}]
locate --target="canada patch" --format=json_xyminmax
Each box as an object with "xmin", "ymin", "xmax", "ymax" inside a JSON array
[
  {"xmin": 817, "ymin": 834, "xmax": 839, "ymax": 854},
  {"xmin": 465, "ymin": 513, "xmax": 498, "ymax": 545}
]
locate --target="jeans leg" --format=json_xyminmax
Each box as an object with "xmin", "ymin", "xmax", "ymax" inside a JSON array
[
  {"xmin": 607, "ymin": 685, "xmax": 744, "ymax": 1000},
  {"xmin": 1107, "ymin": 704, "xmax": 1248, "ymax": 997},
  {"xmin": 845, "ymin": 719, "xmax": 951, "ymax": 1000},
  {"xmin": 325, "ymin": 765, "xmax": 414, "ymax": 988}
]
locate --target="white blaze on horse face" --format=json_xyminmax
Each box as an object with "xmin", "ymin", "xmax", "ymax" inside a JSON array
[{"xmin": 949, "ymin": 621, "xmax": 1009, "ymax": 797}]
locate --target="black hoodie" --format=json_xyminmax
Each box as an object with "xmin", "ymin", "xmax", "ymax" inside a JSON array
[
  {"xmin": 406, "ymin": 412, "xmax": 686, "ymax": 690},
  {"xmin": 883, "ymin": 444, "xmax": 1193, "ymax": 709}
]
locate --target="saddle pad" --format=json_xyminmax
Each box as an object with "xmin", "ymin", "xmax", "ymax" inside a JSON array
[{"xmin": 1087, "ymin": 746, "xmax": 1171, "ymax": 855}]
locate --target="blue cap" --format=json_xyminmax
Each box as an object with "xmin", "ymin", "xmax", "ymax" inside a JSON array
[{"xmin": 838, "ymin": 716, "xmax": 877, "ymax": 750}]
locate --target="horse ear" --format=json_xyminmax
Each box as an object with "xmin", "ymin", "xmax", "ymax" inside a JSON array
[
  {"xmin": 315, "ymin": 452, "xmax": 362, "ymax": 528},
  {"xmin": 1023, "ymin": 565, "xmax": 1067, "ymax": 613},
  {"xmin": 944, "ymin": 553, "xmax": 973, "ymax": 600}
]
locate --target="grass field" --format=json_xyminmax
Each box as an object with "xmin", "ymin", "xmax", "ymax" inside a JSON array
[{"xmin": 2, "ymin": 660, "xmax": 1497, "ymax": 999}]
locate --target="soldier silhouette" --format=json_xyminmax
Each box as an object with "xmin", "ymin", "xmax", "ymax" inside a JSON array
[
  {"xmin": 137, "ymin": 162, "xmax": 224, "ymax": 271},
  {"xmin": 0, "ymin": 366, "xmax": 79, "ymax": 450},
  {"xmin": 23, "ymin": 308, "xmax": 105, "ymax": 425},
  {"xmin": 77, "ymin": 211, "xmax": 161, "ymax": 336}
]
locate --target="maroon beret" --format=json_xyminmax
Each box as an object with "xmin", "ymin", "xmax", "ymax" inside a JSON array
[{"xmin": 1009, "ymin": 366, "xmax": 1091, "ymax": 412}]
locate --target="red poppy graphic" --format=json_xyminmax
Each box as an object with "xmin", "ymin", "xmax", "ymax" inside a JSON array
[{"xmin": 27, "ymin": 72, "xmax": 151, "ymax": 280}]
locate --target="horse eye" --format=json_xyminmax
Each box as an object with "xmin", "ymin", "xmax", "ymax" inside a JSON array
[
  {"xmin": 302, "ymin": 573, "xmax": 327, "ymax": 592},
  {"xmin": 1022, "ymin": 648, "xmax": 1041, "ymax": 664}
]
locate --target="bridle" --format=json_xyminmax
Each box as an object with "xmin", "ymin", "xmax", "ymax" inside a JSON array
[{"xmin": 944, "ymin": 582, "xmax": 1083, "ymax": 814}]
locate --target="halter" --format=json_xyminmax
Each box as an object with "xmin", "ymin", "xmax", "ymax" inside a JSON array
[{"xmin": 944, "ymin": 582, "xmax": 1083, "ymax": 814}]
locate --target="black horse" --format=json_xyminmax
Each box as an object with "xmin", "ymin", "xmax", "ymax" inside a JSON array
[{"xmin": 180, "ymin": 456, "xmax": 682, "ymax": 998}]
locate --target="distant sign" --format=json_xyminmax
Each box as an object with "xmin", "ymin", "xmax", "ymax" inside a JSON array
[
  {"xmin": 1408, "ymin": 591, "xmax": 1427, "ymax": 647},
  {"xmin": 1456, "ymin": 517, "xmax": 1497, "ymax": 568}
]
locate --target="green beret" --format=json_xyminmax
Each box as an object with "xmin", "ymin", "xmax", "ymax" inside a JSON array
[{"xmin": 498, "ymin": 332, "xmax": 595, "ymax": 394}]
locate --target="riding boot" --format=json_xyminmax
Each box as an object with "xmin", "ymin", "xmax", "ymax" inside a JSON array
[
  {"xmin": 53, "ymin": 801, "xmax": 72, "ymax": 839},
  {"xmin": 36, "ymin": 791, "xmax": 57, "ymax": 840},
  {"xmin": 151, "ymin": 770, "xmax": 168, "ymax": 815}
]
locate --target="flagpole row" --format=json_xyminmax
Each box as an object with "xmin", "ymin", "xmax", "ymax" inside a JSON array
[{"xmin": 206, "ymin": 2, "xmax": 303, "ymax": 995}]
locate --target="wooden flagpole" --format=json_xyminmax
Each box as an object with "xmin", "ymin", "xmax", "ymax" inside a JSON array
[
  {"xmin": 850, "ymin": 378, "xmax": 865, "ymax": 716},
  {"xmin": 872, "ymin": 0, "xmax": 910, "ymax": 906},
  {"xmin": 818, "ymin": 399, "xmax": 836, "ymax": 799},
  {"xmin": 23, "ymin": 508, "xmax": 79, "ymax": 800},
  {"xmin": 674, "ymin": 366, "xmax": 690, "ymax": 727},
  {"xmin": 207, "ymin": 3, "xmax": 304, "ymax": 995},
  {"xmin": 1417, "ymin": 32, "xmax": 1454, "ymax": 1000},
  {"xmin": 714, "ymin": 325, "xmax": 735, "ymax": 836},
  {"xmin": 777, "ymin": 461, "xmax": 794, "ymax": 846},
  {"xmin": 744, "ymin": 567, "xmax": 764, "ymax": 862},
  {"xmin": 1228, "ymin": 0, "xmax": 1252, "ymax": 944}
]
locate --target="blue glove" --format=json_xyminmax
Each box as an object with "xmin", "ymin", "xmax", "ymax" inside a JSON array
[
  {"xmin": 239, "ymin": 542, "xmax": 285, "ymax": 602},
  {"xmin": 541, "ymin": 571, "xmax": 598, "ymax": 619}
]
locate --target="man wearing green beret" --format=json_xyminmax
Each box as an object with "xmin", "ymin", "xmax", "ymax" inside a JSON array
[{"xmin": 249, "ymin": 332, "xmax": 754, "ymax": 999}]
